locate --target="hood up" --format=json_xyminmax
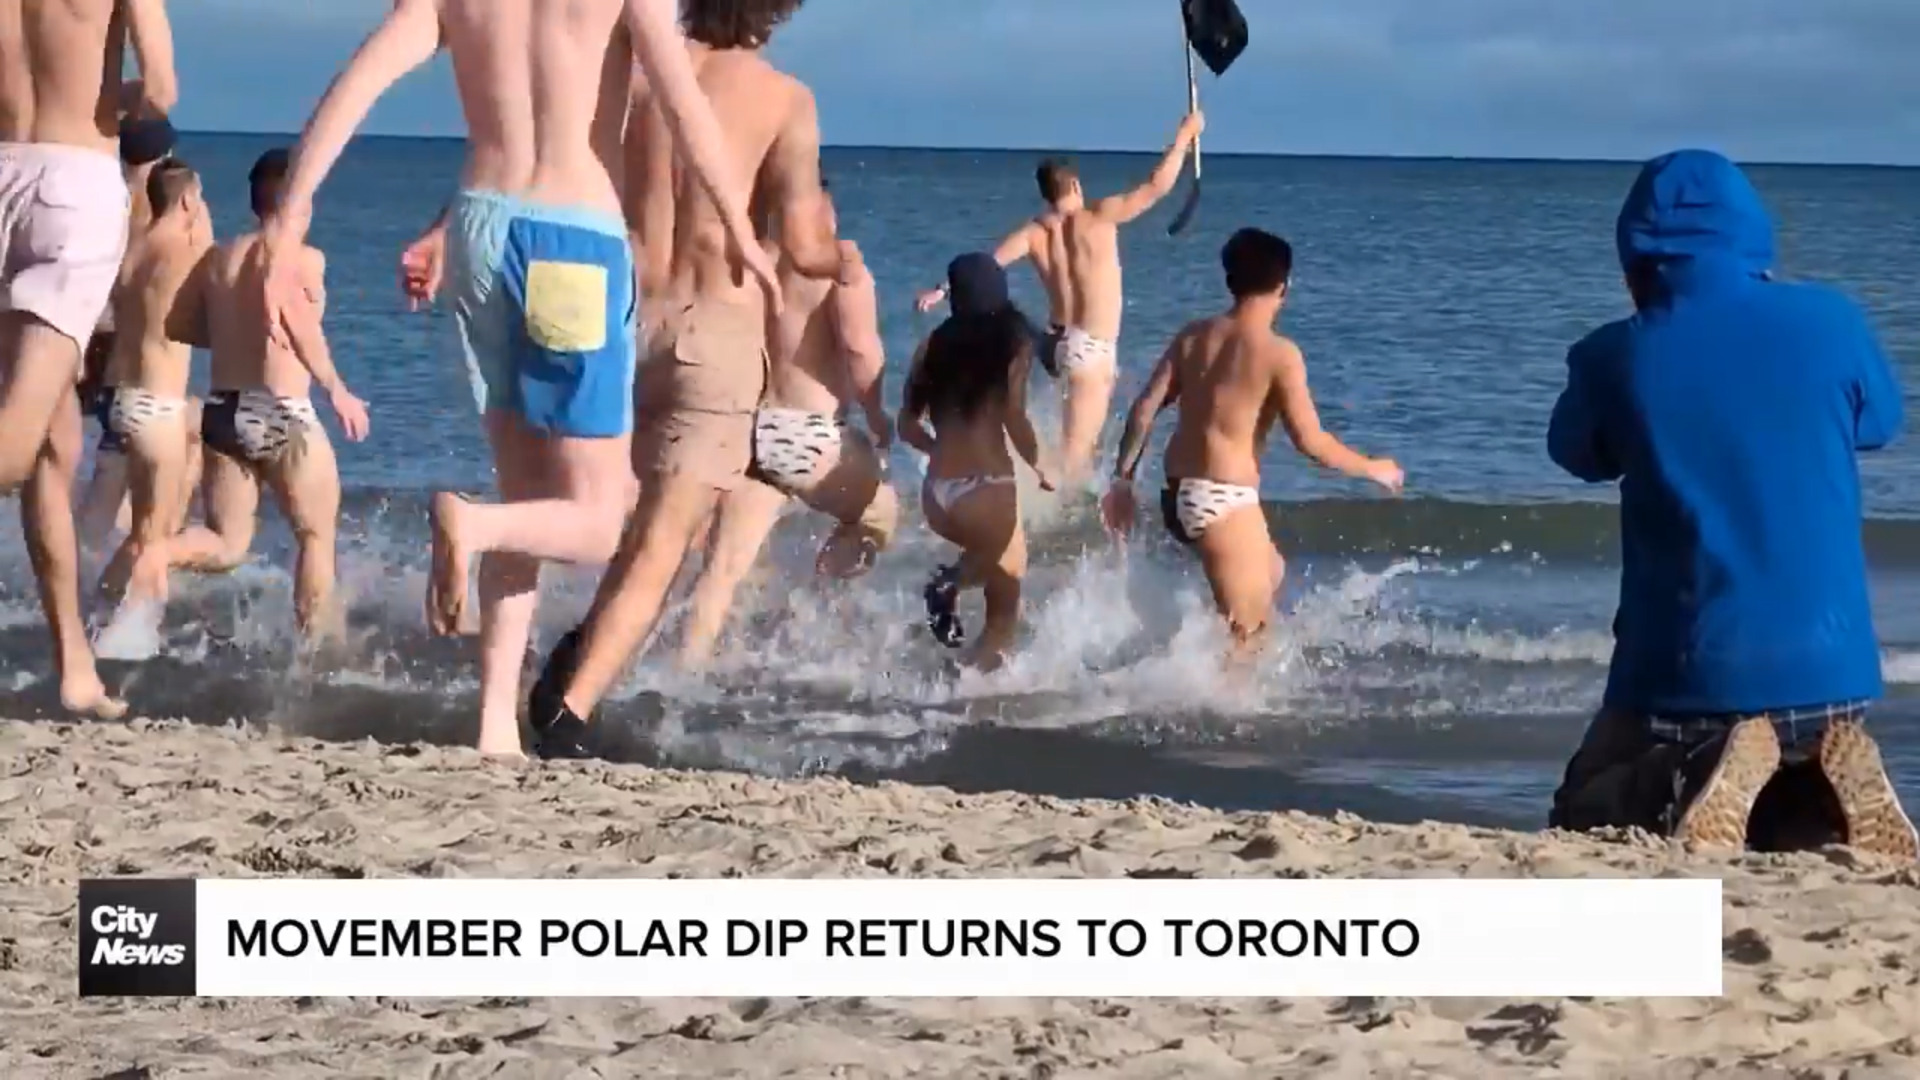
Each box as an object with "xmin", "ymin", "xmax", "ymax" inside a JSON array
[{"xmin": 1615, "ymin": 149, "xmax": 1776, "ymax": 285}]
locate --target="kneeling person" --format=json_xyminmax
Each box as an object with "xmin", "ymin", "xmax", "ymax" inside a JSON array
[
  {"xmin": 166, "ymin": 150, "xmax": 370, "ymax": 641},
  {"xmin": 1104, "ymin": 228, "xmax": 1402, "ymax": 659}
]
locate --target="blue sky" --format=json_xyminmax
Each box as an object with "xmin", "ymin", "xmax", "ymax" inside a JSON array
[{"xmin": 172, "ymin": 0, "xmax": 1920, "ymax": 164}]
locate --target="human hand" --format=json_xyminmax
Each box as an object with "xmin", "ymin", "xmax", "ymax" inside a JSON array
[
  {"xmin": 866, "ymin": 408, "xmax": 894, "ymax": 452},
  {"xmin": 915, "ymin": 287, "xmax": 947, "ymax": 313},
  {"xmin": 1367, "ymin": 458, "xmax": 1405, "ymax": 494},
  {"xmin": 1179, "ymin": 109, "xmax": 1206, "ymax": 141},
  {"xmin": 732, "ymin": 229, "xmax": 783, "ymax": 315},
  {"xmin": 329, "ymin": 384, "xmax": 371, "ymax": 442},
  {"xmin": 399, "ymin": 222, "xmax": 447, "ymax": 311}
]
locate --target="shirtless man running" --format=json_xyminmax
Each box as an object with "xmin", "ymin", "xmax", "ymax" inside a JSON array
[
  {"xmin": 0, "ymin": 0, "xmax": 177, "ymax": 717},
  {"xmin": 92, "ymin": 157, "xmax": 212, "ymax": 643},
  {"xmin": 525, "ymin": 0, "xmax": 859, "ymax": 758},
  {"xmin": 258, "ymin": 0, "xmax": 770, "ymax": 754},
  {"xmin": 917, "ymin": 109, "xmax": 1203, "ymax": 485},
  {"xmin": 678, "ymin": 176, "xmax": 895, "ymax": 668},
  {"xmin": 1103, "ymin": 228, "xmax": 1403, "ymax": 660},
  {"xmin": 161, "ymin": 149, "xmax": 371, "ymax": 645}
]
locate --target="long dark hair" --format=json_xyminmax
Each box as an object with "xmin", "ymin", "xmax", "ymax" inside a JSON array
[{"xmin": 905, "ymin": 306, "xmax": 1036, "ymax": 423}]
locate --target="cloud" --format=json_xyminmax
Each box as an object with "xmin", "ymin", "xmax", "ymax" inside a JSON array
[{"xmin": 166, "ymin": 0, "xmax": 1920, "ymax": 163}]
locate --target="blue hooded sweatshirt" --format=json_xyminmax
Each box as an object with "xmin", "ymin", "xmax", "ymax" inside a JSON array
[{"xmin": 1548, "ymin": 149, "xmax": 1905, "ymax": 716}]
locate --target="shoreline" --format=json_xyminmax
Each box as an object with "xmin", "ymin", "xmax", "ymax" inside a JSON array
[{"xmin": 4, "ymin": 716, "xmax": 1919, "ymax": 1077}]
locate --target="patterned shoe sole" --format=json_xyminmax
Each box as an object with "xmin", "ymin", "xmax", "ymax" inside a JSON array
[
  {"xmin": 1819, "ymin": 720, "xmax": 1920, "ymax": 862},
  {"xmin": 1673, "ymin": 718, "xmax": 1781, "ymax": 850}
]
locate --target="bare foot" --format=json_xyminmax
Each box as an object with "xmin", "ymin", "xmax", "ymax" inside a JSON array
[
  {"xmin": 426, "ymin": 492, "xmax": 471, "ymax": 636},
  {"xmin": 61, "ymin": 676, "xmax": 128, "ymax": 721},
  {"xmin": 815, "ymin": 524, "xmax": 881, "ymax": 580}
]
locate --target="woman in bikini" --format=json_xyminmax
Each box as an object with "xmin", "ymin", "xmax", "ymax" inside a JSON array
[{"xmin": 897, "ymin": 253, "xmax": 1053, "ymax": 672}]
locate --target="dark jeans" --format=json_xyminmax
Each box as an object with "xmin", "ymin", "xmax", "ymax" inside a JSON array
[{"xmin": 1548, "ymin": 702, "xmax": 1864, "ymax": 848}]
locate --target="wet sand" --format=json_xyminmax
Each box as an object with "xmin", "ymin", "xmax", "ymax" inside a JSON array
[{"xmin": 4, "ymin": 716, "xmax": 1919, "ymax": 1078}]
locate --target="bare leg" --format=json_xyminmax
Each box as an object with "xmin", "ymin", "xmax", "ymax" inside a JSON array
[
  {"xmin": 264, "ymin": 426, "xmax": 344, "ymax": 642},
  {"xmin": 798, "ymin": 431, "xmax": 899, "ymax": 579},
  {"xmin": 0, "ymin": 314, "xmax": 83, "ymax": 492},
  {"xmin": 99, "ymin": 412, "xmax": 190, "ymax": 606},
  {"xmin": 966, "ymin": 525, "xmax": 1027, "ymax": 673},
  {"xmin": 426, "ymin": 411, "xmax": 633, "ymax": 637},
  {"xmin": 558, "ymin": 471, "xmax": 718, "ymax": 717},
  {"xmin": 1059, "ymin": 366, "xmax": 1118, "ymax": 486},
  {"xmin": 21, "ymin": 389, "xmax": 125, "ymax": 718},
  {"xmin": 677, "ymin": 479, "xmax": 787, "ymax": 670},
  {"xmin": 75, "ymin": 449, "xmax": 131, "ymax": 555},
  {"xmin": 922, "ymin": 481, "xmax": 1024, "ymax": 670},
  {"xmin": 1195, "ymin": 505, "xmax": 1283, "ymax": 667},
  {"xmin": 169, "ymin": 450, "xmax": 259, "ymax": 574}
]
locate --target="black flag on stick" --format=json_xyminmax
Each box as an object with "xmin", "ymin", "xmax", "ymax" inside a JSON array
[{"xmin": 1167, "ymin": 0, "xmax": 1248, "ymax": 236}]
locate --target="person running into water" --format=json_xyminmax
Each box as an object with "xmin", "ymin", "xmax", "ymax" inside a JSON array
[
  {"xmin": 157, "ymin": 150, "xmax": 371, "ymax": 646},
  {"xmin": 677, "ymin": 176, "xmax": 896, "ymax": 668},
  {"xmin": 77, "ymin": 110, "xmax": 192, "ymax": 553},
  {"xmin": 0, "ymin": 0, "xmax": 177, "ymax": 718},
  {"xmin": 916, "ymin": 110, "xmax": 1204, "ymax": 485},
  {"xmin": 91, "ymin": 158, "xmax": 214, "ymax": 647},
  {"xmin": 1105, "ymin": 229, "xmax": 1403, "ymax": 660},
  {"xmin": 259, "ymin": 0, "xmax": 771, "ymax": 756},
  {"xmin": 900, "ymin": 254, "xmax": 1052, "ymax": 672},
  {"xmin": 524, "ymin": 0, "xmax": 861, "ymax": 759}
]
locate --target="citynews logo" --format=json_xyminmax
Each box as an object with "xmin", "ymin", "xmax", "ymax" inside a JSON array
[
  {"xmin": 78, "ymin": 878, "xmax": 197, "ymax": 997},
  {"xmin": 90, "ymin": 904, "xmax": 185, "ymax": 965}
]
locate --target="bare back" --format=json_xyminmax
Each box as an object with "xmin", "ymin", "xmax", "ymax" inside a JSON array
[
  {"xmin": 106, "ymin": 225, "xmax": 204, "ymax": 395},
  {"xmin": 766, "ymin": 263, "xmax": 842, "ymax": 413},
  {"xmin": 663, "ymin": 48, "xmax": 806, "ymax": 308},
  {"xmin": 197, "ymin": 234, "xmax": 322, "ymax": 396},
  {"xmin": 1055, "ymin": 211, "xmax": 1122, "ymax": 340},
  {"xmin": 1163, "ymin": 317, "xmax": 1287, "ymax": 488},
  {"xmin": 440, "ymin": 0, "xmax": 632, "ymax": 214},
  {"xmin": 0, "ymin": 0, "xmax": 122, "ymax": 150}
]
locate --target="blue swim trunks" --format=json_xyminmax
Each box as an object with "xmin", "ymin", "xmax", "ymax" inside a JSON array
[{"xmin": 445, "ymin": 190, "xmax": 636, "ymax": 438}]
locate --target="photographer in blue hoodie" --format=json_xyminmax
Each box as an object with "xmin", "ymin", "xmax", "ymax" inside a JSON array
[{"xmin": 1547, "ymin": 149, "xmax": 1914, "ymax": 860}]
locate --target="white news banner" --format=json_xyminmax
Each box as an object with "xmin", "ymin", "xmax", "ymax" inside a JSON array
[{"xmin": 148, "ymin": 878, "xmax": 1728, "ymax": 997}]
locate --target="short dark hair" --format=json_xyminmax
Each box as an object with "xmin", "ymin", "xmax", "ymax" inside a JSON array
[
  {"xmin": 683, "ymin": 0, "xmax": 804, "ymax": 49},
  {"xmin": 248, "ymin": 148, "xmax": 291, "ymax": 218},
  {"xmin": 145, "ymin": 158, "xmax": 199, "ymax": 219},
  {"xmin": 1036, "ymin": 159, "xmax": 1077, "ymax": 203},
  {"xmin": 1221, "ymin": 228, "xmax": 1293, "ymax": 298}
]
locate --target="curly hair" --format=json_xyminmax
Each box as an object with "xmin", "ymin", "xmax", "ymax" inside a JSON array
[{"xmin": 682, "ymin": 0, "xmax": 805, "ymax": 50}]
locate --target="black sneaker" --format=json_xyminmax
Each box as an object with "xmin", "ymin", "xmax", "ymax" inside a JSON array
[
  {"xmin": 528, "ymin": 628, "xmax": 593, "ymax": 760},
  {"xmin": 923, "ymin": 564, "xmax": 964, "ymax": 648}
]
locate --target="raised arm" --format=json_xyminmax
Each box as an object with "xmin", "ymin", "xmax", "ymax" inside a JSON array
[
  {"xmin": 1275, "ymin": 339, "xmax": 1399, "ymax": 488},
  {"xmin": 1112, "ymin": 331, "xmax": 1185, "ymax": 483},
  {"xmin": 915, "ymin": 224, "xmax": 1034, "ymax": 310},
  {"xmin": 832, "ymin": 266, "xmax": 890, "ymax": 445},
  {"xmin": 123, "ymin": 0, "xmax": 179, "ymax": 115},
  {"xmin": 1091, "ymin": 111, "xmax": 1203, "ymax": 226},
  {"xmin": 272, "ymin": 0, "xmax": 444, "ymax": 240}
]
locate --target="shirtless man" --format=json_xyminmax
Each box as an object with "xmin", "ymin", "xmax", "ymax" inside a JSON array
[
  {"xmin": 524, "ymin": 0, "xmax": 859, "ymax": 759},
  {"xmin": 916, "ymin": 110, "xmax": 1203, "ymax": 485},
  {"xmin": 160, "ymin": 149, "xmax": 371, "ymax": 644},
  {"xmin": 78, "ymin": 109, "xmax": 192, "ymax": 553},
  {"xmin": 678, "ymin": 177, "xmax": 896, "ymax": 668},
  {"xmin": 91, "ymin": 157, "xmax": 211, "ymax": 637},
  {"xmin": 1103, "ymin": 228, "xmax": 1403, "ymax": 660},
  {"xmin": 0, "ymin": 0, "xmax": 177, "ymax": 717},
  {"xmin": 257, "ymin": 0, "xmax": 770, "ymax": 755}
]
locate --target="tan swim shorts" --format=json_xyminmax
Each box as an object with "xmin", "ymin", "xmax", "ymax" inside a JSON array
[{"xmin": 632, "ymin": 296, "xmax": 768, "ymax": 490}]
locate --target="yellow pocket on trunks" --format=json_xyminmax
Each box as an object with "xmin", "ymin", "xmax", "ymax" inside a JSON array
[{"xmin": 524, "ymin": 260, "xmax": 609, "ymax": 353}]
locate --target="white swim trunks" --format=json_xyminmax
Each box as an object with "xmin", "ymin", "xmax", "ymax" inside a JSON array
[
  {"xmin": 0, "ymin": 143, "xmax": 131, "ymax": 348},
  {"xmin": 1161, "ymin": 478, "xmax": 1261, "ymax": 544},
  {"xmin": 1053, "ymin": 326, "xmax": 1117, "ymax": 377},
  {"xmin": 105, "ymin": 387, "xmax": 189, "ymax": 443}
]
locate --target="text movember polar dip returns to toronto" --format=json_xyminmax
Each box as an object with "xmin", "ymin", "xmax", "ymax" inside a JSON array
[{"xmin": 225, "ymin": 915, "xmax": 1423, "ymax": 961}]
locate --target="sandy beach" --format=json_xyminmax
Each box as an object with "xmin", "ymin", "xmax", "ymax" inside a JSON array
[{"xmin": 3, "ymin": 717, "xmax": 1918, "ymax": 1078}]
